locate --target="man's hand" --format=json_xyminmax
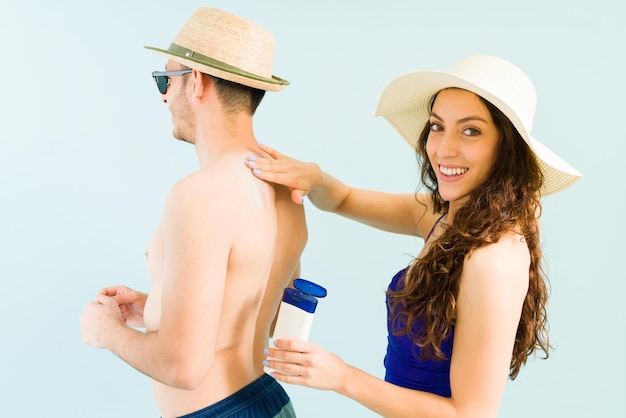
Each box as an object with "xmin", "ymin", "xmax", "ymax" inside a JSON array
[
  {"xmin": 99, "ymin": 286, "xmax": 148, "ymax": 328},
  {"xmin": 80, "ymin": 295, "xmax": 124, "ymax": 349}
]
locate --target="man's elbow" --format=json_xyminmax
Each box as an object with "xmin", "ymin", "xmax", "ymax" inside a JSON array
[{"xmin": 167, "ymin": 354, "xmax": 214, "ymax": 390}]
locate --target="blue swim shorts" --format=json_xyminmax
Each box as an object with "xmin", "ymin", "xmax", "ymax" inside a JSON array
[{"xmin": 176, "ymin": 374, "xmax": 296, "ymax": 418}]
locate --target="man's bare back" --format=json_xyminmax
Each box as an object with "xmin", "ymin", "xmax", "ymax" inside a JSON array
[{"xmin": 141, "ymin": 154, "xmax": 305, "ymax": 417}]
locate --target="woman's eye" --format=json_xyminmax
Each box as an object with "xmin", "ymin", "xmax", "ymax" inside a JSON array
[
  {"xmin": 462, "ymin": 127, "xmax": 480, "ymax": 136},
  {"xmin": 430, "ymin": 122, "xmax": 443, "ymax": 132}
]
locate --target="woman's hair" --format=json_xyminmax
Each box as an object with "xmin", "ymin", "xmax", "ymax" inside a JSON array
[{"xmin": 387, "ymin": 90, "xmax": 550, "ymax": 379}]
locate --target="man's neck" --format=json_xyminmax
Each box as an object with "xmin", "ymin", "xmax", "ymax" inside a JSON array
[{"xmin": 194, "ymin": 112, "xmax": 256, "ymax": 169}]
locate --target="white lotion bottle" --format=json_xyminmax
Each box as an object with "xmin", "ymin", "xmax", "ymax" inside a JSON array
[{"xmin": 265, "ymin": 278, "xmax": 327, "ymax": 375}]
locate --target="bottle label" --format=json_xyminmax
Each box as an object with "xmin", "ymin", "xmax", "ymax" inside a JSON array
[{"xmin": 264, "ymin": 302, "xmax": 315, "ymax": 376}]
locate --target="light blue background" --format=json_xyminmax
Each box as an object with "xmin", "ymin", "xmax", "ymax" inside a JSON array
[{"xmin": 1, "ymin": 1, "xmax": 624, "ymax": 417}]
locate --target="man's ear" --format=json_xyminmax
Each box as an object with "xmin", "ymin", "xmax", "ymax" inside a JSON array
[{"xmin": 190, "ymin": 69, "xmax": 208, "ymax": 99}]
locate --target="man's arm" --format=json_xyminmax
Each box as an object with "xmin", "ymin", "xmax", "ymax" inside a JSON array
[{"xmin": 81, "ymin": 174, "xmax": 232, "ymax": 389}]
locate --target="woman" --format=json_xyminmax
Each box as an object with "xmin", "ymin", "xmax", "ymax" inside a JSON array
[{"xmin": 246, "ymin": 55, "xmax": 581, "ymax": 417}]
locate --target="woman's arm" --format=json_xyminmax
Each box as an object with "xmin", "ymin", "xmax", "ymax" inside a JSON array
[
  {"xmin": 266, "ymin": 340, "xmax": 457, "ymax": 418},
  {"xmin": 247, "ymin": 144, "xmax": 439, "ymax": 236},
  {"xmin": 448, "ymin": 233, "xmax": 530, "ymax": 417},
  {"xmin": 266, "ymin": 234, "xmax": 530, "ymax": 417}
]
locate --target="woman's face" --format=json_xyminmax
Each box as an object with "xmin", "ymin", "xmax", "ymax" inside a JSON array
[{"xmin": 426, "ymin": 88, "xmax": 500, "ymax": 207}]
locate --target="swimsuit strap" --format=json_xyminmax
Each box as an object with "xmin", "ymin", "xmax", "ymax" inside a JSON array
[{"xmin": 424, "ymin": 212, "xmax": 447, "ymax": 243}]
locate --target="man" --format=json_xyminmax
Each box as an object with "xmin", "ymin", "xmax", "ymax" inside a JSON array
[{"xmin": 80, "ymin": 7, "xmax": 306, "ymax": 418}]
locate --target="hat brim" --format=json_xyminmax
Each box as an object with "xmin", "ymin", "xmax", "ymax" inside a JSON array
[
  {"xmin": 145, "ymin": 45, "xmax": 289, "ymax": 92},
  {"xmin": 373, "ymin": 71, "xmax": 582, "ymax": 196}
]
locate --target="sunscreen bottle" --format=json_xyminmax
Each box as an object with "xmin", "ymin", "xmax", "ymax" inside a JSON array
[{"xmin": 265, "ymin": 278, "xmax": 327, "ymax": 375}]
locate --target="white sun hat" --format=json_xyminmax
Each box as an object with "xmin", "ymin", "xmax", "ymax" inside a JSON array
[{"xmin": 374, "ymin": 55, "xmax": 582, "ymax": 196}]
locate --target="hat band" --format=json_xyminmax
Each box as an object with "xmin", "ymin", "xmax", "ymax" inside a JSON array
[{"xmin": 167, "ymin": 43, "xmax": 288, "ymax": 86}]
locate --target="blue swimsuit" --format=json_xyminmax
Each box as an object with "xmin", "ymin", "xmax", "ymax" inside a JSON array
[{"xmin": 383, "ymin": 213, "xmax": 453, "ymax": 397}]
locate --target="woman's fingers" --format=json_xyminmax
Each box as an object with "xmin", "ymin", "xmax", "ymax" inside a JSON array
[
  {"xmin": 291, "ymin": 189, "xmax": 306, "ymax": 205},
  {"xmin": 256, "ymin": 143, "xmax": 283, "ymax": 159},
  {"xmin": 246, "ymin": 154, "xmax": 293, "ymax": 175},
  {"xmin": 273, "ymin": 338, "xmax": 313, "ymax": 352},
  {"xmin": 264, "ymin": 340, "xmax": 342, "ymax": 391},
  {"xmin": 266, "ymin": 339, "xmax": 311, "ymax": 363},
  {"xmin": 247, "ymin": 155, "xmax": 309, "ymax": 192},
  {"xmin": 268, "ymin": 349, "xmax": 306, "ymax": 365},
  {"xmin": 266, "ymin": 357, "xmax": 304, "ymax": 375},
  {"xmin": 246, "ymin": 147, "xmax": 322, "ymax": 206}
]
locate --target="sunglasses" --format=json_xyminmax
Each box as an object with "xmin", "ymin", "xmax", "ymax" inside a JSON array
[{"xmin": 151, "ymin": 69, "xmax": 192, "ymax": 94}]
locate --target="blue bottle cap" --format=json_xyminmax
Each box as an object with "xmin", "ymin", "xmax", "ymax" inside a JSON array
[
  {"xmin": 293, "ymin": 278, "xmax": 327, "ymax": 298},
  {"xmin": 281, "ymin": 278, "xmax": 327, "ymax": 314}
]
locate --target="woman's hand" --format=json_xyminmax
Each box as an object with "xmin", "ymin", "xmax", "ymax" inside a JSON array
[
  {"xmin": 265, "ymin": 339, "xmax": 349, "ymax": 392},
  {"xmin": 246, "ymin": 144, "xmax": 324, "ymax": 205}
]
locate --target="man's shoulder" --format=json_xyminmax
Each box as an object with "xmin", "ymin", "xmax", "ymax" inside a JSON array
[
  {"xmin": 173, "ymin": 156, "xmax": 243, "ymax": 192},
  {"xmin": 166, "ymin": 153, "xmax": 274, "ymax": 214}
]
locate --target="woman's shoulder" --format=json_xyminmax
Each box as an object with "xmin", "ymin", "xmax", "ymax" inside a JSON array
[
  {"xmin": 469, "ymin": 231, "xmax": 529, "ymax": 266},
  {"xmin": 462, "ymin": 232, "xmax": 530, "ymax": 292}
]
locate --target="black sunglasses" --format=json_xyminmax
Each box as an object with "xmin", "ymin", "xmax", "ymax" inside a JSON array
[{"xmin": 151, "ymin": 69, "xmax": 192, "ymax": 94}]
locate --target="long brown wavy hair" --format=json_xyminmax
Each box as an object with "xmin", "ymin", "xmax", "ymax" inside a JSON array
[{"xmin": 387, "ymin": 90, "xmax": 551, "ymax": 379}]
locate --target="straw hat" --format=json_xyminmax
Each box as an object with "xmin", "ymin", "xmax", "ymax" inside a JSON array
[
  {"xmin": 374, "ymin": 55, "xmax": 582, "ymax": 196},
  {"xmin": 145, "ymin": 7, "xmax": 288, "ymax": 92}
]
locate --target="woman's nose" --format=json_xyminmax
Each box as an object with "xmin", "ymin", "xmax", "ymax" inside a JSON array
[{"xmin": 437, "ymin": 132, "xmax": 459, "ymax": 157}]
